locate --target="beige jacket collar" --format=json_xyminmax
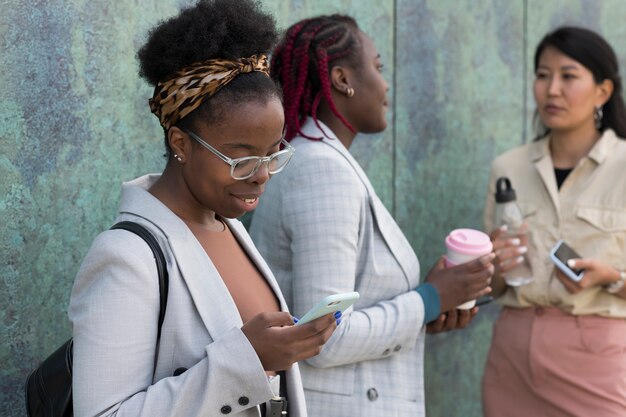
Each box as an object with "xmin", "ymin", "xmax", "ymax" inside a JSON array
[
  {"xmin": 529, "ymin": 128, "xmax": 619, "ymax": 164},
  {"xmin": 529, "ymin": 128, "xmax": 620, "ymax": 216}
]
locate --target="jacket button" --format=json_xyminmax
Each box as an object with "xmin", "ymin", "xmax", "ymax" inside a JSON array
[
  {"xmin": 367, "ymin": 388, "xmax": 379, "ymax": 401},
  {"xmin": 220, "ymin": 405, "xmax": 232, "ymax": 414},
  {"xmin": 393, "ymin": 344, "xmax": 402, "ymax": 352},
  {"xmin": 383, "ymin": 348, "xmax": 391, "ymax": 355},
  {"xmin": 238, "ymin": 397, "xmax": 249, "ymax": 406}
]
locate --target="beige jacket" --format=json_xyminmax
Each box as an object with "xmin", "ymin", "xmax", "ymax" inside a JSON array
[{"xmin": 484, "ymin": 129, "xmax": 626, "ymax": 317}]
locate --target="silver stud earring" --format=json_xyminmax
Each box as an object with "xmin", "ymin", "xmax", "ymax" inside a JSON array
[
  {"xmin": 174, "ymin": 154, "xmax": 183, "ymax": 162},
  {"xmin": 594, "ymin": 106, "xmax": 603, "ymax": 130}
]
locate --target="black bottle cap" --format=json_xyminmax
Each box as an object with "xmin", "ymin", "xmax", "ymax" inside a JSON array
[{"xmin": 495, "ymin": 176, "xmax": 517, "ymax": 202}]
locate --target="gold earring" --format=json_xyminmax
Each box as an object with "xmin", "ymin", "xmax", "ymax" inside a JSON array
[{"xmin": 346, "ymin": 87, "xmax": 354, "ymax": 98}]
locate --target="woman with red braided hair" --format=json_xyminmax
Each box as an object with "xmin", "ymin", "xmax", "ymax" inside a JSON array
[
  {"xmin": 68, "ymin": 1, "xmax": 337, "ymax": 416},
  {"xmin": 249, "ymin": 15, "xmax": 494, "ymax": 417}
]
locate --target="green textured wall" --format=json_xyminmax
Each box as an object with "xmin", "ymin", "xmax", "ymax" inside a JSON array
[{"xmin": 1, "ymin": 1, "xmax": 625, "ymax": 416}]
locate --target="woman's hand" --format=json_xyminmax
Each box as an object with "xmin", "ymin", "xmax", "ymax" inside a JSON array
[
  {"xmin": 555, "ymin": 258, "xmax": 621, "ymax": 293},
  {"xmin": 491, "ymin": 225, "xmax": 529, "ymax": 278},
  {"xmin": 425, "ymin": 255, "xmax": 494, "ymax": 313},
  {"xmin": 489, "ymin": 225, "xmax": 529, "ymax": 296},
  {"xmin": 241, "ymin": 311, "xmax": 336, "ymax": 371},
  {"xmin": 426, "ymin": 307, "xmax": 478, "ymax": 334}
]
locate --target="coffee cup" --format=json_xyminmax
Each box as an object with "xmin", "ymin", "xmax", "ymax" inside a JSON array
[{"xmin": 444, "ymin": 228, "xmax": 493, "ymax": 309}]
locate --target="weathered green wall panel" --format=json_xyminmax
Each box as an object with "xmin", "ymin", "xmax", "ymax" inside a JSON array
[
  {"xmin": 2, "ymin": 1, "xmax": 626, "ymax": 416},
  {"xmin": 0, "ymin": 2, "xmax": 192, "ymax": 414},
  {"xmin": 393, "ymin": 2, "xmax": 525, "ymax": 416}
]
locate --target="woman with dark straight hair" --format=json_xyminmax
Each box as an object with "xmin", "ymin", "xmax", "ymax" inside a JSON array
[
  {"xmin": 532, "ymin": 26, "xmax": 626, "ymax": 139},
  {"xmin": 482, "ymin": 26, "xmax": 626, "ymax": 416}
]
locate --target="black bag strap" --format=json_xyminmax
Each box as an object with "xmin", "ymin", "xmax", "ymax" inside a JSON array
[
  {"xmin": 24, "ymin": 221, "xmax": 170, "ymax": 417},
  {"xmin": 110, "ymin": 221, "xmax": 169, "ymax": 340}
]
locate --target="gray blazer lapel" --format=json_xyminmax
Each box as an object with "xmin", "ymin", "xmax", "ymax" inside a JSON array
[
  {"xmin": 302, "ymin": 121, "xmax": 415, "ymax": 288},
  {"xmin": 168, "ymin": 232, "xmax": 243, "ymax": 336},
  {"xmin": 118, "ymin": 176, "xmax": 243, "ymax": 338},
  {"xmin": 366, "ymin": 194, "xmax": 416, "ymax": 288}
]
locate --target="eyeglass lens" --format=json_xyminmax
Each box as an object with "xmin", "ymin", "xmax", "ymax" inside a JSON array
[{"xmin": 232, "ymin": 151, "xmax": 292, "ymax": 179}]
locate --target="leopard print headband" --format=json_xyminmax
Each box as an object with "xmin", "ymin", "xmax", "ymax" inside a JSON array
[{"xmin": 149, "ymin": 54, "xmax": 269, "ymax": 130}]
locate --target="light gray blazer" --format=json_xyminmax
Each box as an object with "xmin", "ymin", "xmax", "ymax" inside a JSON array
[
  {"xmin": 69, "ymin": 174, "xmax": 307, "ymax": 417},
  {"xmin": 249, "ymin": 119, "xmax": 426, "ymax": 417}
]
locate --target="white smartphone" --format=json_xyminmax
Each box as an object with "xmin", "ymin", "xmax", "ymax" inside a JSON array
[
  {"xmin": 295, "ymin": 292, "xmax": 360, "ymax": 326},
  {"xmin": 549, "ymin": 240, "xmax": 585, "ymax": 282}
]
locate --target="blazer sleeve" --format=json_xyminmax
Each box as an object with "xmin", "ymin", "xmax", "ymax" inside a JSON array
[
  {"xmin": 283, "ymin": 152, "xmax": 424, "ymax": 369},
  {"xmin": 69, "ymin": 230, "xmax": 273, "ymax": 417}
]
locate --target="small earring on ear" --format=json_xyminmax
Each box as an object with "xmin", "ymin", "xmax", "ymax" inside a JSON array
[
  {"xmin": 346, "ymin": 87, "xmax": 355, "ymax": 98},
  {"xmin": 594, "ymin": 106, "xmax": 603, "ymax": 130},
  {"xmin": 174, "ymin": 154, "xmax": 183, "ymax": 162}
]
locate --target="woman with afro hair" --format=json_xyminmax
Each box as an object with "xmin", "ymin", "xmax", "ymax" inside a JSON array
[
  {"xmin": 249, "ymin": 14, "xmax": 494, "ymax": 417},
  {"xmin": 68, "ymin": 1, "xmax": 337, "ymax": 416}
]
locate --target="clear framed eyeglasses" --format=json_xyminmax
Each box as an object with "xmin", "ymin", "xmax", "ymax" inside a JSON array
[{"xmin": 185, "ymin": 129, "xmax": 295, "ymax": 180}]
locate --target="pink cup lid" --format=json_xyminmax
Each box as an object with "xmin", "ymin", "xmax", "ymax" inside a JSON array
[{"xmin": 445, "ymin": 228, "xmax": 493, "ymax": 256}]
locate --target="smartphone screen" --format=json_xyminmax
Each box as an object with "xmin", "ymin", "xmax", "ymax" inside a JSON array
[
  {"xmin": 553, "ymin": 242, "xmax": 583, "ymax": 274},
  {"xmin": 550, "ymin": 240, "xmax": 585, "ymax": 282},
  {"xmin": 296, "ymin": 292, "xmax": 360, "ymax": 326}
]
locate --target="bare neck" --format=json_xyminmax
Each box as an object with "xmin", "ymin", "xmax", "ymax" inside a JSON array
[
  {"xmin": 316, "ymin": 102, "xmax": 357, "ymax": 149},
  {"xmin": 149, "ymin": 164, "xmax": 221, "ymax": 229},
  {"xmin": 549, "ymin": 125, "xmax": 601, "ymax": 169}
]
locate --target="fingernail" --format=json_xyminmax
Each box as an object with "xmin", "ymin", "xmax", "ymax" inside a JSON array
[
  {"xmin": 567, "ymin": 259, "xmax": 576, "ymax": 268},
  {"xmin": 292, "ymin": 316, "xmax": 299, "ymax": 324},
  {"xmin": 499, "ymin": 225, "xmax": 508, "ymax": 231},
  {"xmin": 334, "ymin": 311, "xmax": 342, "ymax": 319},
  {"xmin": 518, "ymin": 246, "xmax": 528, "ymax": 254},
  {"xmin": 336, "ymin": 318, "xmax": 342, "ymax": 326},
  {"xmin": 510, "ymin": 238, "xmax": 521, "ymax": 246},
  {"xmin": 515, "ymin": 256, "xmax": 524, "ymax": 264}
]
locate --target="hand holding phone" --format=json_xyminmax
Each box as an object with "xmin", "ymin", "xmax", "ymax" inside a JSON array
[
  {"xmin": 476, "ymin": 296, "xmax": 494, "ymax": 306},
  {"xmin": 296, "ymin": 292, "xmax": 360, "ymax": 326},
  {"xmin": 550, "ymin": 240, "xmax": 585, "ymax": 282}
]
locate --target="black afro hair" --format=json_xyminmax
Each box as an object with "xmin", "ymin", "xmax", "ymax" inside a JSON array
[
  {"xmin": 137, "ymin": 0, "xmax": 282, "ymax": 151},
  {"xmin": 138, "ymin": 0, "xmax": 278, "ymax": 86}
]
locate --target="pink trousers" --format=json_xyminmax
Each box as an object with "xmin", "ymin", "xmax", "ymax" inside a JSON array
[{"xmin": 483, "ymin": 307, "xmax": 626, "ymax": 417}]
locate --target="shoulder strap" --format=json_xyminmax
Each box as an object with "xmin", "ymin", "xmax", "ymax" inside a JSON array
[{"xmin": 110, "ymin": 221, "xmax": 169, "ymax": 341}]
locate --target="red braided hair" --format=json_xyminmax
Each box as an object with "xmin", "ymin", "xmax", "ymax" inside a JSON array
[{"xmin": 271, "ymin": 15, "xmax": 361, "ymax": 141}]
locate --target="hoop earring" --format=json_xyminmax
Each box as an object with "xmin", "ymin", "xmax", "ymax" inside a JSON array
[
  {"xmin": 346, "ymin": 87, "xmax": 354, "ymax": 98},
  {"xmin": 174, "ymin": 154, "xmax": 183, "ymax": 162},
  {"xmin": 594, "ymin": 106, "xmax": 603, "ymax": 130}
]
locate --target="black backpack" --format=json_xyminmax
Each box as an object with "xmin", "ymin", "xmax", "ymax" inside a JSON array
[{"xmin": 25, "ymin": 221, "xmax": 169, "ymax": 417}]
